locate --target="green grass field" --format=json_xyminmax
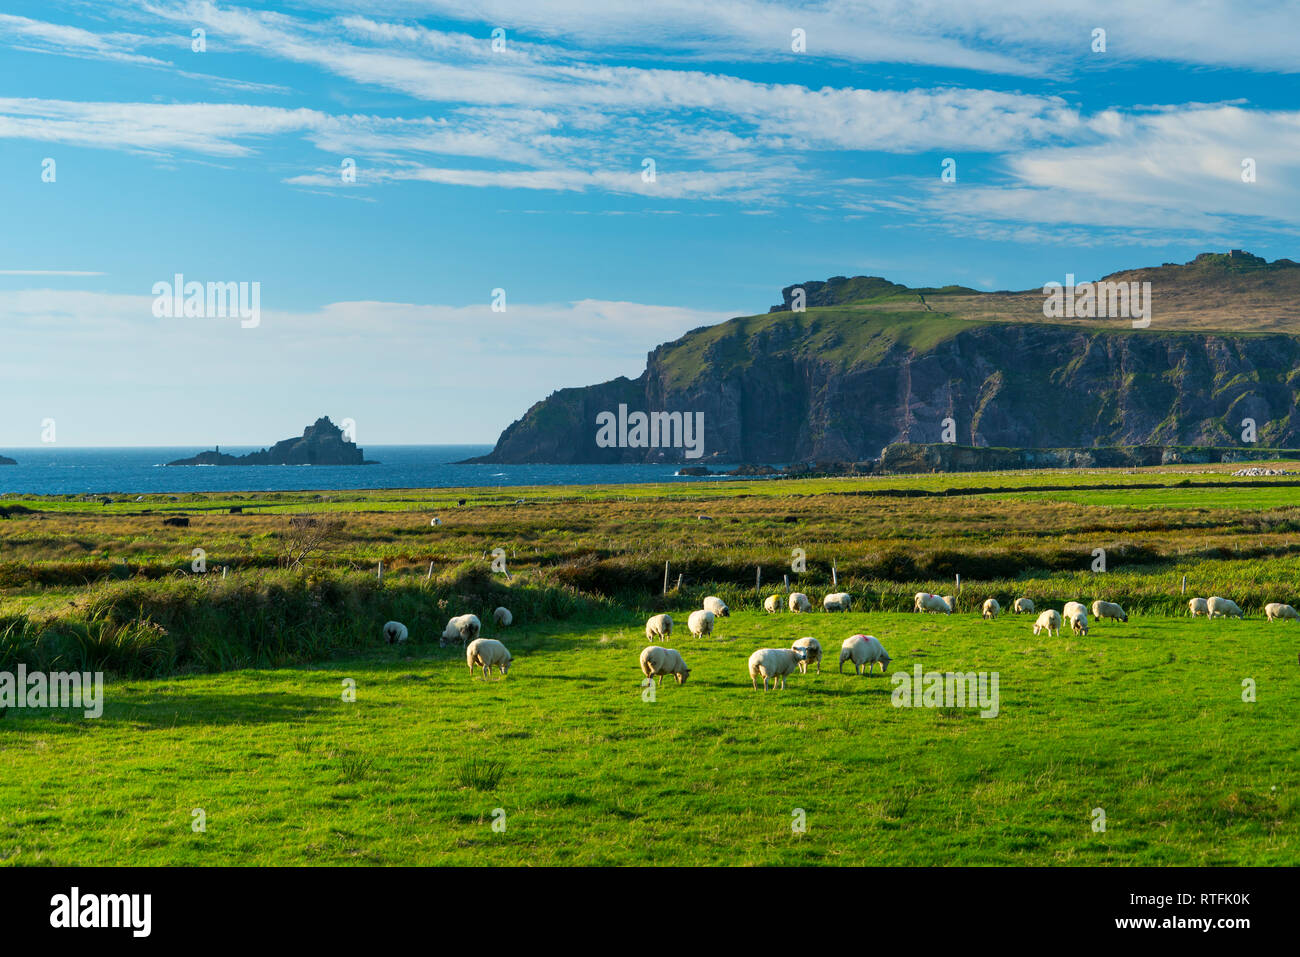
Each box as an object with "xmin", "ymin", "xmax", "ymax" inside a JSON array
[
  {"xmin": 2, "ymin": 464, "xmax": 1299, "ymax": 865},
  {"xmin": 2, "ymin": 610, "xmax": 1294, "ymax": 865}
]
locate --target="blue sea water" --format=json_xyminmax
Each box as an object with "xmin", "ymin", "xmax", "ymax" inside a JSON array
[{"xmin": 0, "ymin": 446, "xmax": 733, "ymax": 496}]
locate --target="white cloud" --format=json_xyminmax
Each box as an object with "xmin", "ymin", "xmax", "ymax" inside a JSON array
[
  {"xmin": 0, "ymin": 287, "xmax": 735, "ymax": 444},
  {"xmin": 907, "ymin": 106, "xmax": 1300, "ymax": 242},
  {"xmin": 294, "ymin": 0, "xmax": 1300, "ymax": 75},
  {"xmin": 0, "ymin": 97, "xmax": 328, "ymax": 155}
]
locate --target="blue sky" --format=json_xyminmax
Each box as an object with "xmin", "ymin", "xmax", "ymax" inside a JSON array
[{"xmin": 1, "ymin": 1, "xmax": 1298, "ymax": 446}]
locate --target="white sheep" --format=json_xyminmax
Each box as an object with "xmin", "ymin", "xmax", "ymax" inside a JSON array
[
  {"xmin": 1188, "ymin": 597, "xmax": 1210, "ymax": 617},
  {"xmin": 748, "ymin": 647, "xmax": 807, "ymax": 691},
  {"xmin": 1208, "ymin": 596, "xmax": 1243, "ymax": 619},
  {"xmin": 703, "ymin": 596, "xmax": 730, "ymax": 618},
  {"xmin": 1091, "ymin": 600, "xmax": 1127, "ymax": 623},
  {"xmin": 639, "ymin": 645, "xmax": 690, "ymax": 686},
  {"xmin": 382, "ymin": 620, "xmax": 408, "ymax": 644},
  {"xmin": 493, "ymin": 606, "xmax": 513, "ymax": 627},
  {"xmin": 791, "ymin": 637, "xmax": 822, "ymax": 674},
  {"xmin": 645, "ymin": 613, "xmax": 673, "ymax": 641},
  {"xmin": 942, "ymin": 595, "xmax": 956, "ymax": 613},
  {"xmin": 466, "ymin": 637, "xmax": 511, "ymax": 678},
  {"xmin": 441, "ymin": 614, "xmax": 481, "ymax": 646},
  {"xmin": 1062, "ymin": 601, "xmax": 1089, "ymax": 636},
  {"xmin": 687, "ymin": 608, "xmax": 715, "ymax": 638},
  {"xmin": 914, "ymin": 592, "xmax": 951, "ymax": 614},
  {"xmin": 789, "ymin": 592, "xmax": 812, "ymax": 613},
  {"xmin": 823, "ymin": 592, "xmax": 851, "ymax": 613},
  {"xmin": 981, "ymin": 598, "xmax": 1000, "ymax": 620},
  {"xmin": 839, "ymin": 634, "xmax": 890, "ymax": 675},
  {"xmin": 1013, "ymin": 598, "xmax": 1035, "ymax": 615},
  {"xmin": 763, "ymin": 595, "xmax": 782, "ymax": 614},
  {"xmin": 1265, "ymin": 602, "xmax": 1299, "ymax": 622},
  {"xmin": 1033, "ymin": 609, "xmax": 1062, "ymax": 636}
]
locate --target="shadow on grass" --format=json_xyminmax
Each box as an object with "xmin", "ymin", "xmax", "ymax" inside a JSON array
[{"xmin": 1, "ymin": 689, "xmax": 330, "ymax": 732}]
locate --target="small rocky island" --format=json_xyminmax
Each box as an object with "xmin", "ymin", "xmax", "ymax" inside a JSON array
[
  {"xmin": 0, "ymin": 454, "xmax": 15, "ymax": 466},
  {"xmin": 165, "ymin": 417, "xmax": 376, "ymax": 467}
]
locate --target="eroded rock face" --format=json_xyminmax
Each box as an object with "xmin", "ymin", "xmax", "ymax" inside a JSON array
[
  {"xmin": 166, "ymin": 417, "xmax": 373, "ymax": 466},
  {"xmin": 469, "ymin": 319, "xmax": 1300, "ymax": 464},
  {"xmin": 0, "ymin": 455, "xmax": 15, "ymax": 466}
]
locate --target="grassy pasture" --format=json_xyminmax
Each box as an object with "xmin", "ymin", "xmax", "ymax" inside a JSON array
[
  {"xmin": 2, "ymin": 463, "xmax": 1299, "ymax": 865},
  {"xmin": 0, "ymin": 610, "xmax": 1294, "ymax": 865}
]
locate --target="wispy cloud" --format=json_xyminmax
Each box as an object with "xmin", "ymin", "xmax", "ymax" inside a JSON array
[{"xmin": 0, "ymin": 269, "xmax": 107, "ymax": 276}]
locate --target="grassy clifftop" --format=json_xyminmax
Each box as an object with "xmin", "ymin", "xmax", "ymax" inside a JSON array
[{"xmin": 477, "ymin": 251, "xmax": 1300, "ymax": 463}]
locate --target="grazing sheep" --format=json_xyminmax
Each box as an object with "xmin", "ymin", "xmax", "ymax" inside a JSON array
[
  {"xmin": 703, "ymin": 596, "xmax": 730, "ymax": 618},
  {"xmin": 1265, "ymin": 602, "xmax": 1300, "ymax": 622},
  {"xmin": 1208, "ymin": 596, "xmax": 1243, "ymax": 619},
  {"xmin": 791, "ymin": 637, "xmax": 822, "ymax": 674},
  {"xmin": 1062, "ymin": 602, "xmax": 1089, "ymax": 636},
  {"xmin": 1013, "ymin": 598, "xmax": 1035, "ymax": 615},
  {"xmin": 493, "ymin": 606, "xmax": 513, "ymax": 627},
  {"xmin": 914, "ymin": 592, "xmax": 951, "ymax": 614},
  {"xmin": 1188, "ymin": 597, "xmax": 1210, "ymax": 617},
  {"xmin": 687, "ymin": 609, "xmax": 715, "ymax": 638},
  {"xmin": 382, "ymin": 620, "xmax": 408, "ymax": 644},
  {"xmin": 1033, "ymin": 609, "xmax": 1062, "ymax": 637},
  {"xmin": 839, "ymin": 634, "xmax": 890, "ymax": 675},
  {"xmin": 430, "ymin": 517, "xmax": 441, "ymax": 526},
  {"xmin": 466, "ymin": 637, "xmax": 511, "ymax": 678},
  {"xmin": 789, "ymin": 592, "xmax": 812, "ymax": 613},
  {"xmin": 645, "ymin": 613, "xmax": 673, "ymax": 641},
  {"xmin": 763, "ymin": 595, "xmax": 782, "ymax": 614},
  {"xmin": 982, "ymin": 598, "xmax": 1000, "ymax": 620},
  {"xmin": 748, "ymin": 647, "xmax": 807, "ymax": 691},
  {"xmin": 823, "ymin": 592, "xmax": 852, "ymax": 613},
  {"xmin": 441, "ymin": 614, "xmax": 481, "ymax": 647},
  {"xmin": 942, "ymin": 596, "xmax": 956, "ymax": 613},
  {"xmin": 1091, "ymin": 600, "xmax": 1128, "ymax": 623},
  {"xmin": 639, "ymin": 645, "xmax": 690, "ymax": 686}
]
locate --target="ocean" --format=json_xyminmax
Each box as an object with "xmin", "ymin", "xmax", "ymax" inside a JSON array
[{"xmin": 0, "ymin": 446, "xmax": 734, "ymax": 496}]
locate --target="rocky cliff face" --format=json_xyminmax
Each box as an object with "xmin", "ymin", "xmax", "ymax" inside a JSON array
[
  {"xmin": 468, "ymin": 254, "xmax": 1300, "ymax": 464},
  {"xmin": 166, "ymin": 417, "xmax": 373, "ymax": 466},
  {"xmin": 0, "ymin": 454, "xmax": 15, "ymax": 466}
]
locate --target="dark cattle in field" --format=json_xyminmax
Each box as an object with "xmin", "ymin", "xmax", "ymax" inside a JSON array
[
  {"xmin": 163, "ymin": 516, "xmax": 190, "ymax": 527},
  {"xmin": 229, "ymin": 507, "xmax": 243, "ymax": 514}
]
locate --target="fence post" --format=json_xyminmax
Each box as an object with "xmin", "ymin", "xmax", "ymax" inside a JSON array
[
  {"xmin": 663, "ymin": 561, "xmax": 670, "ymax": 596},
  {"xmin": 1181, "ymin": 575, "xmax": 1187, "ymax": 594},
  {"xmin": 426, "ymin": 561, "xmax": 435, "ymax": 581},
  {"xmin": 832, "ymin": 560, "xmax": 838, "ymax": 588},
  {"xmin": 676, "ymin": 573, "xmax": 683, "ymax": 591},
  {"xmin": 756, "ymin": 566, "xmax": 762, "ymax": 594},
  {"xmin": 956, "ymin": 573, "xmax": 961, "ymax": 593},
  {"xmin": 783, "ymin": 574, "xmax": 789, "ymax": 593},
  {"xmin": 377, "ymin": 560, "xmax": 383, "ymax": 582}
]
